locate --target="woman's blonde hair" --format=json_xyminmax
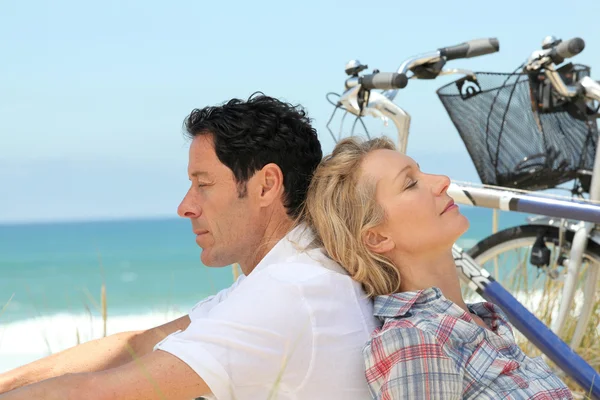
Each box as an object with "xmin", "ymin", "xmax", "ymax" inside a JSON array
[{"xmin": 304, "ymin": 136, "xmax": 401, "ymax": 297}]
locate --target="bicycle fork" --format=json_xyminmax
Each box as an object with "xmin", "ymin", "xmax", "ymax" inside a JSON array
[{"xmin": 557, "ymin": 221, "xmax": 600, "ymax": 349}]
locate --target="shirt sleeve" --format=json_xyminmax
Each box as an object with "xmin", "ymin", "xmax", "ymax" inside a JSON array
[
  {"xmin": 364, "ymin": 327, "xmax": 463, "ymax": 400},
  {"xmin": 154, "ymin": 270, "xmax": 313, "ymax": 400}
]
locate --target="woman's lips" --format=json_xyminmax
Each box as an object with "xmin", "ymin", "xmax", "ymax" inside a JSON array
[{"xmin": 441, "ymin": 201, "xmax": 457, "ymax": 214}]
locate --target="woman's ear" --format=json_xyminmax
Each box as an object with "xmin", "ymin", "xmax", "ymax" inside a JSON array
[{"xmin": 363, "ymin": 229, "xmax": 395, "ymax": 254}]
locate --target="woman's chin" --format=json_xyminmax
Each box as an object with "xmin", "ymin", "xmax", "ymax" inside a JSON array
[
  {"xmin": 459, "ymin": 214, "xmax": 471, "ymax": 232},
  {"xmin": 451, "ymin": 215, "xmax": 471, "ymax": 244}
]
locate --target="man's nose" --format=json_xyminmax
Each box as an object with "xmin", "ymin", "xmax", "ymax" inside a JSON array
[{"xmin": 177, "ymin": 190, "xmax": 201, "ymax": 218}]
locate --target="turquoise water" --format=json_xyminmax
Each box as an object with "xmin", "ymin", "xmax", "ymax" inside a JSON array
[
  {"xmin": 0, "ymin": 218, "xmax": 234, "ymax": 324},
  {"xmin": 0, "ymin": 207, "xmax": 531, "ymax": 324}
]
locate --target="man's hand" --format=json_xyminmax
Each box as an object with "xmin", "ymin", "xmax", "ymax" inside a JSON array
[
  {"xmin": 0, "ymin": 315, "xmax": 190, "ymax": 394},
  {"xmin": 0, "ymin": 350, "xmax": 210, "ymax": 400}
]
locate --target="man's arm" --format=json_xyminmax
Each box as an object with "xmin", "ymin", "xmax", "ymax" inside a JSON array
[
  {"xmin": 0, "ymin": 314, "xmax": 190, "ymax": 394},
  {"xmin": 0, "ymin": 349, "xmax": 210, "ymax": 400}
]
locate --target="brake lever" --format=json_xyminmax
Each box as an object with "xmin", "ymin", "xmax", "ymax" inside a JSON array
[
  {"xmin": 525, "ymin": 48, "xmax": 555, "ymax": 72},
  {"xmin": 410, "ymin": 59, "xmax": 447, "ymax": 80},
  {"xmin": 338, "ymin": 85, "xmax": 363, "ymax": 116}
]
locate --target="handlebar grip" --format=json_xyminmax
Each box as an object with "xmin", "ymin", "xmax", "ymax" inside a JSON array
[
  {"xmin": 360, "ymin": 72, "xmax": 408, "ymax": 90},
  {"xmin": 553, "ymin": 37, "xmax": 585, "ymax": 60},
  {"xmin": 439, "ymin": 38, "xmax": 500, "ymax": 61}
]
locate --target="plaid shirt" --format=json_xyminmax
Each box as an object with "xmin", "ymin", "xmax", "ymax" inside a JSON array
[{"xmin": 364, "ymin": 287, "xmax": 572, "ymax": 400}]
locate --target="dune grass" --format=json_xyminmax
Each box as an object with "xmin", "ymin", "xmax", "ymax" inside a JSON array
[
  {"xmin": 514, "ymin": 285, "xmax": 599, "ymax": 399},
  {"xmin": 466, "ymin": 238, "xmax": 600, "ymax": 398}
]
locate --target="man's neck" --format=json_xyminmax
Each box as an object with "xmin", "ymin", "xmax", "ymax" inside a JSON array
[{"xmin": 239, "ymin": 216, "xmax": 295, "ymax": 275}]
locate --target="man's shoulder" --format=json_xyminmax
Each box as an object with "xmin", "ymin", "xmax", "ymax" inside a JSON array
[
  {"xmin": 232, "ymin": 225, "xmax": 373, "ymax": 315},
  {"xmin": 257, "ymin": 248, "xmax": 352, "ymax": 285},
  {"xmin": 245, "ymin": 254, "xmax": 373, "ymax": 319},
  {"xmin": 253, "ymin": 224, "xmax": 352, "ymax": 284}
]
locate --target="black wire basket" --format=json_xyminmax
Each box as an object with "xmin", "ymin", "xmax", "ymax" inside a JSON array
[{"xmin": 436, "ymin": 64, "xmax": 598, "ymax": 192}]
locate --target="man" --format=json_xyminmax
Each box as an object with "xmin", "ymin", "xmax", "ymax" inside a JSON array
[{"xmin": 0, "ymin": 94, "xmax": 378, "ymax": 399}]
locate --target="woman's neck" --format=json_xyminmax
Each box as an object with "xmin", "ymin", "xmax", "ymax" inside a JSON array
[{"xmin": 391, "ymin": 250, "xmax": 471, "ymax": 314}]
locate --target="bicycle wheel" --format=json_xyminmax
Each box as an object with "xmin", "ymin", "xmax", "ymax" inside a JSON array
[{"xmin": 465, "ymin": 224, "xmax": 600, "ymax": 349}]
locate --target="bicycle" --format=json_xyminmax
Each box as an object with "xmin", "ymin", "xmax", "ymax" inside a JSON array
[
  {"xmin": 436, "ymin": 35, "xmax": 600, "ymax": 350},
  {"xmin": 326, "ymin": 36, "xmax": 600, "ymax": 398}
]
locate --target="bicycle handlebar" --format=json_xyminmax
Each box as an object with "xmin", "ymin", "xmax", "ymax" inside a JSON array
[
  {"xmin": 439, "ymin": 38, "xmax": 500, "ymax": 61},
  {"xmin": 340, "ymin": 37, "xmax": 501, "ymax": 109},
  {"xmin": 552, "ymin": 37, "xmax": 585, "ymax": 62},
  {"xmin": 525, "ymin": 36, "xmax": 588, "ymax": 98},
  {"xmin": 361, "ymin": 72, "xmax": 408, "ymax": 90}
]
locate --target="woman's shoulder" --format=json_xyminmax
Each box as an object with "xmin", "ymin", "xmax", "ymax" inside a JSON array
[
  {"xmin": 372, "ymin": 288, "xmax": 459, "ymax": 334},
  {"xmin": 371, "ymin": 290, "xmax": 492, "ymax": 350}
]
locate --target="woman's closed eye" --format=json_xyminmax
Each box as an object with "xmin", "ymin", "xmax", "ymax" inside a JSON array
[{"xmin": 405, "ymin": 179, "xmax": 418, "ymax": 190}]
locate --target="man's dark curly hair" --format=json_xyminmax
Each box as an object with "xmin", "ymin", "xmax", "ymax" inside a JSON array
[{"xmin": 184, "ymin": 93, "xmax": 323, "ymax": 218}]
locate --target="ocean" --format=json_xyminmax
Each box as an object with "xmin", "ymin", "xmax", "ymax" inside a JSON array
[{"xmin": 0, "ymin": 206, "xmax": 531, "ymax": 372}]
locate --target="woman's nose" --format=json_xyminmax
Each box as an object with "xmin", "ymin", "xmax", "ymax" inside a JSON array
[{"xmin": 433, "ymin": 174, "xmax": 451, "ymax": 196}]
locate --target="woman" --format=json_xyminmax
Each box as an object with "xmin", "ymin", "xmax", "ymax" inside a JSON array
[{"xmin": 303, "ymin": 136, "xmax": 572, "ymax": 399}]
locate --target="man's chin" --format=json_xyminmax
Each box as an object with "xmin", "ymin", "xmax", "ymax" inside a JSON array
[{"xmin": 200, "ymin": 251, "xmax": 233, "ymax": 268}]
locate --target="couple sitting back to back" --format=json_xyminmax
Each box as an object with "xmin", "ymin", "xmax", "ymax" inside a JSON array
[{"xmin": 0, "ymin": 94, "xmax": 570, "ymax": 400}]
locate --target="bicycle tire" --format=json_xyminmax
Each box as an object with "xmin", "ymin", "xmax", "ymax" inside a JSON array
[{"xmin": 465, "ymin": 224, "xmax": 600, "ymax": 347}]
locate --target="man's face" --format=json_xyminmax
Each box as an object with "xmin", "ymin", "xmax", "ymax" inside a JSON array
[{"xmin": 178, "ymin": 134, "xmax": 262, "ymax": 268}]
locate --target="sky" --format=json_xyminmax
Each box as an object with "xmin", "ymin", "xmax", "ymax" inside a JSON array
[{"xmin": 1, "ymin": 0, "xmax": 599, "ymax": 223}]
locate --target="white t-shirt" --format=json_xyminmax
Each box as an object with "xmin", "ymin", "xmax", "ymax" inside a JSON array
[{"xmin": 155, "ymin": 225, "xmax": 379, "ymax": 400}]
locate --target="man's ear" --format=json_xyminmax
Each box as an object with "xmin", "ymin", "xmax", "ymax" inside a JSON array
[
  {"xmin": 363, "ymin": 229, "xmax": 395, "ymax": 254},
  {"xmin": 257, "ymin": 163, "xmax": 284, "ymax": 207}
]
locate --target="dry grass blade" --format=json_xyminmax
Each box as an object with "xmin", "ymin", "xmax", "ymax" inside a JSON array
[
  {"xmin": 0, "ymin": 294, "xmax": 15, "ymax": 319},
  {"xmin": 101, "ymin": 283, "xmax": 107, "ymax": 338}
]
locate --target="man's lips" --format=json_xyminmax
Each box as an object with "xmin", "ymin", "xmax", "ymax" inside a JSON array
[{"xmin": 194, "ymin": 230, "xmax": 209, "ymax": 236}]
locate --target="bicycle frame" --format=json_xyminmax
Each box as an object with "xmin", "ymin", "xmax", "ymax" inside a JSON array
[
  {"xmin": 449, "ymin": 181, "xmax": 600, "ymax": 224},
  {"xmin": 334, "ymin": 47, "xmax": 600, "ymax": 396}
]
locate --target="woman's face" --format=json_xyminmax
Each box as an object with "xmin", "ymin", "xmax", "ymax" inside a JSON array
[{"xmin": 361, "ymin": 149, "xmax": 469, "ymax": 257}]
